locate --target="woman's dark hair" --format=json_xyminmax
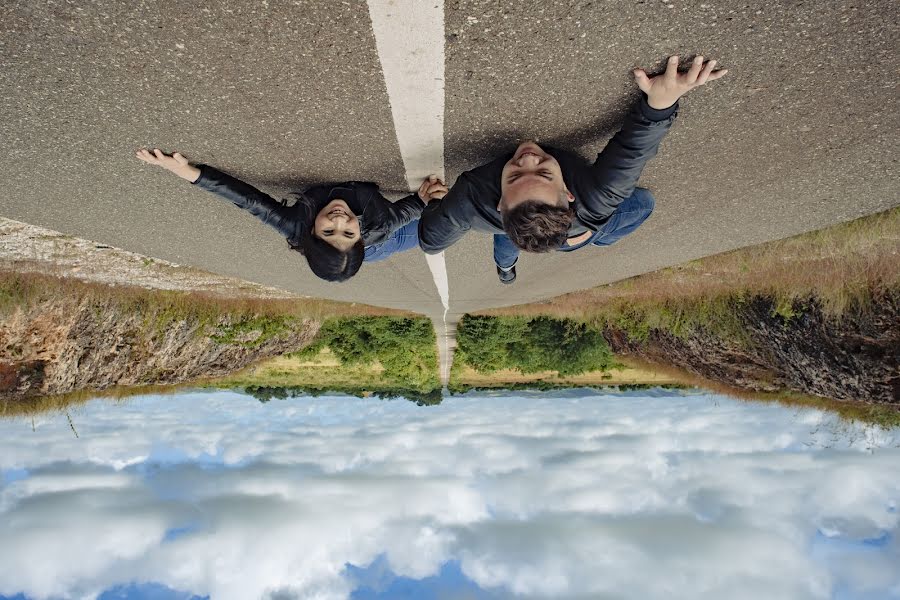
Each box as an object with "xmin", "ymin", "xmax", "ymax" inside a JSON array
[{"xmin": 290, "ymin": 235, "xmax": 365, "ymax": 282}]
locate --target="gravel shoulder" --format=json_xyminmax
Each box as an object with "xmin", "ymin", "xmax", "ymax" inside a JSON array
[{"xmin": 0, "ymin": 217, "xmax": 303, "ymax": 299}]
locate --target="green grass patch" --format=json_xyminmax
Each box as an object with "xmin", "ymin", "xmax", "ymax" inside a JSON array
[{"xmin": 210, "ymin": 314, "xmax": 299, "ymax": 348}]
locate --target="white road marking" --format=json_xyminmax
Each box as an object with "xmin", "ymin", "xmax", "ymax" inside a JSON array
[
  {"xmin": 365, "ymin": 0, "xmax": 445, "ymax": 187},
  {"xmin": 366, "ymin": 0, "xmax": 454, "ymax": 386},
  {"xmin": 425, "ymin": 252, "xmax": 452, "ymax": 386},
  {"xmin": 425, "ymin": 252, "xmax": 450, "ymax": 317}
]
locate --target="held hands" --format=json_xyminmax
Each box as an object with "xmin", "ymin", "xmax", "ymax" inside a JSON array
[
  {"xmin": 633, "ymin": 55, "xmax": 728, "ymax": 110},
  {"xmin": 136, "ymin": 148, "xmax": 202, "ymax": 183},
  {"xmin": 417, "ymin": 175, "xmax": 448, "ymax": 204}
]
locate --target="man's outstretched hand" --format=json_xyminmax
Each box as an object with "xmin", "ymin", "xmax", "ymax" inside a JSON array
[
  {"xmin": 634, "ymin": 55, "xmax": 728, "ymax": 110},
  {"xmin": 136, "ymin": 148, "xmax": 202, "ymax": 183}
]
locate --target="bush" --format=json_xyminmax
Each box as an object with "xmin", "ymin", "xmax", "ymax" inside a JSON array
[
  {"xmin": 456, "ymin": 315, "xmax": 615, "ymax": 376},
  {"xmin": 291, "ymin": 316, "xmax": 439, "ymax": 390}
]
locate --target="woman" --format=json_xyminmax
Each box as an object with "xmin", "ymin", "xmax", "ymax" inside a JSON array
[{"xmin": 136, "ymin": 149, "xmax": 447, "ymax": 281}]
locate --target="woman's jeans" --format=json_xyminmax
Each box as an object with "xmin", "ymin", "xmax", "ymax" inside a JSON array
[
  {"xmin": 364, "ymin": 219, "xmax": 421, "ymax": 262},
  {"xmin": 493, "ymin": 188, "xmax": 656, "ymax": 269}
]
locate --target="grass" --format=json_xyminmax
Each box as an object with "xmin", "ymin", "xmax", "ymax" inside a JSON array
[
  {"xmin": 484, "ymin": 208, "xmax": 900, "ymax": 324},
  {"xmin": 472, "ymin": 208, "xmax": 900, "ymax": 426},
  {"xmin": 0, "ymin": 270, "xmax": 419, "ymax": 413},
  {"xmin": 199, "ymin": 347, "xmax": 442, "ymax": 405},
  {"xmin": 0, "ymin": 381, "xmax": 190, "ymax": 419},
  {"xmin": 208, "ymin": 348, "xmax": 393, "ymax": 389},
  {"xmin": 0, "ymin": 269, "xmax": 410, "ymax": 343},
  {"xmin": 449, "ymin": 362, "xmax": 681, "ymax": 388},
  {"xmin": 612, "ymin": 355, "xmax": 900, "ymax": 430}
]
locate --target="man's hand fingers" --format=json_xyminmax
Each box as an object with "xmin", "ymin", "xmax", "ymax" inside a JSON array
[
  {"xmin": 136, "ymin": 149, "xmax": 157, "ymax": 164},
  {"xmin": 706, "ymin": 68, "xmax": 728, "ymax": 82},
  {"xmin": 173, "ymin": 152, "xmax": 188, "ymax": 165},
  {"xmin": 428, "ymin": 183, "xmax": 448, "ymax": 196},
  {"xmin": 695, "ymin": 59, "xmax": 717, "ymax": 85},
  {"xmin": 664, "ymin": 55, "xmax": 680, "ymax": 80},
  {"xmin": 633, "ymin": 68, "xmax": 652, "ymax": 93},
  {"xmin": 686, "ymin": 55, "xmax": 704, "ymax": 84}
]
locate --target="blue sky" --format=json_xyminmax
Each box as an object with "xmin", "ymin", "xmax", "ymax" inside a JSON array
[{"xmin": 1, "ymin": 389, "xmax": 898, "ymax": 600}]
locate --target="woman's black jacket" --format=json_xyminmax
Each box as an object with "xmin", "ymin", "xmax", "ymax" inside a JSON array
[{"xmin": 192, "ymin": 166, "xmax": 425, "ymax": 247}]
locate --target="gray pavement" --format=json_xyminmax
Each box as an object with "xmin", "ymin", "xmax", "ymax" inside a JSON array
[{"xmin": 2, "ymin": 0, "xmax": 898, "ymax": 329}]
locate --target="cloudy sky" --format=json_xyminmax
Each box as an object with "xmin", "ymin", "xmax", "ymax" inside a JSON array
[{"xmin": 1, "ymin": 389, "xmax": 898, "ymax": 600}]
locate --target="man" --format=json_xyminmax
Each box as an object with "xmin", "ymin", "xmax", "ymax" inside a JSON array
[{"xmin": 418, "ymin": 54, "xmax": 728, "ymax": 283}]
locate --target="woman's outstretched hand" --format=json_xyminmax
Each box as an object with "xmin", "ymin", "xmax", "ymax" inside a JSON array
[
  {"xmin": 633, "ymin": 55, "xmax": 728, "ymax": 110},
  {"xmin": 136, "ymin": 148, "xmax": 202, "ymax": 183},
  {"xmin": 417, "ymin": 175, "xmax": 448, "ymax": 204}
]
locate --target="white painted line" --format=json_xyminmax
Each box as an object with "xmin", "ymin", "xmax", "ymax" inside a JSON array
[
  {"xmin": 366, "ymin": 0, "xmax": 454, "ymax": 386},
  {"xmin": 365, "ymin": 0, "xmax": 445, "ymax": 188},
  {"xmin": 425, "ymin": 252, "xmax": 452, "ymax": 386},
  {"xmin": 424, "ymin": 252, "xmax": 450, "ymax": 317}
]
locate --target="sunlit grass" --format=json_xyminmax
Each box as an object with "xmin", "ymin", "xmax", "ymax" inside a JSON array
[
  {"xmin": 0, "ymin": 269, "xmax": 410, "ymax": 324},
  {"xmin": 484, "ymin": 208, "xmax": 900, "ymax": 323}
]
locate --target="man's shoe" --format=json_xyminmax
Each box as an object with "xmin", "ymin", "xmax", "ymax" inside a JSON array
[{"xmin": 496, "ymin": 265, "xmax": 516, "ymax": 284}]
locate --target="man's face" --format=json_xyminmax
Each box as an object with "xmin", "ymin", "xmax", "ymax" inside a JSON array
[
  {"xmin": 314, "ymin": 199, "xmax": 361, "ymax": 251},
  {"xmin": 499, "ymin": 141, "xmax": 572, "ymax": 213}
]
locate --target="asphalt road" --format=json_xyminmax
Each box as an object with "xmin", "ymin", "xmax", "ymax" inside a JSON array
[{"xmin": 2, "ymin": 0, "xmax": 898, "ymax": 324}]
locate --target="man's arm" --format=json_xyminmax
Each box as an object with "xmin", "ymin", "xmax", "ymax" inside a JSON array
[
  {"xmin": 136, "ymin": 149, "xmax": 300, "ymax": 240},
  {"xmin": 417, "ymin": 175, "xmax": 475, "ymax": 254},
  {"xmin": 579, "ymin": 96, "xmax": 678, "ymax": 224},
  {"xmin": 580, "ymin": 55, "xmax": 727, "ymax": 227}
]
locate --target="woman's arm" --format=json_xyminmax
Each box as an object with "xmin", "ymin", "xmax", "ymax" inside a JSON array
[{"xmin": 136, "ymin": 148, "xmax": 301, "ymax": 241}]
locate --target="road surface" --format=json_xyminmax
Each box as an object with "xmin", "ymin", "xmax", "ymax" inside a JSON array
[{"xmin": 2, "ymin": 1, "xmax": 898, "ymax": 384}]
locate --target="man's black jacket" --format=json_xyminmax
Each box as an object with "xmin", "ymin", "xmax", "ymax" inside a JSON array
[
  {"xmin": 417, "ymin": 96, "xmax": 678, "ymax": 253},
  {"xmin": 192, "ymin": 166, "xmax": 425, "ymax": 247}
]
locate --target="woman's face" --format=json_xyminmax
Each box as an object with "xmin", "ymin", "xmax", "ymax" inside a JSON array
[{"xmin": 314, "ymin": 199, "xmax": 361, "ymax": 251}]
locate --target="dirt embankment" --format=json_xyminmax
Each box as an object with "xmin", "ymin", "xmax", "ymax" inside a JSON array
[
  {"xmin": 605, "ymin": 292, "xmax": 900, "ymax": 405},
  {"xmin": 0, "ymin": 295, "xmax": 320, "ymax": 400}
]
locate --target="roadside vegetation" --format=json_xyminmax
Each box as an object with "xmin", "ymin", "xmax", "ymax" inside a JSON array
[
  {"xmin": 455, "ymin": 315, "xmax": 618, "ymax": 375},
  {"xmin": 475, "ymin": 208, "xmax": 900, "ymax": 425},
  {"xmin": 0, "ymin": 270, "xmax": 415, "ymax": 412},
  {"xmin": 484, "ymin": 208, "xmax": 899, "ymax": 339},
  {"xmin": 449, "ymin": 360, "xmax": 680, "ymax": 390},
  {"xmin": 0, "ymin": 269, "xmax": 403, "ymax": 327},
  {"xmin": 207, "ymin": 316, "xmax": 441, "ymax": 400}
]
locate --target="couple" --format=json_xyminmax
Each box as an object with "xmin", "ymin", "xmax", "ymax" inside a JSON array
[{"xmin": 138, "ymin": 55, "xmax": 726, "ymax": 284}]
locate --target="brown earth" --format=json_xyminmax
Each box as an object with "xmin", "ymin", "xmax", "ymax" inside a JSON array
[
  {"xmin": 605, "ymin": 292, "xmax": 900, "ymax": 405},
  {"xmin": 0, "ymin": 295, "xmax": 320, "ymax": 400}
]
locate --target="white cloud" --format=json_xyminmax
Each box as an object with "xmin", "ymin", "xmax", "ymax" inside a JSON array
[{"xmin": 0, "ymin": 391, "xmax": 897, "ymax": 599}]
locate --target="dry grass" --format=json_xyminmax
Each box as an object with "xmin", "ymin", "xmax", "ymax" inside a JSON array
[
  {"xmin": 0, "ymin": 269, "xmax": 410, "ymax": 323},
  {"xmin": 613, "ymin": 355, "xmax": 900, "ymax": 429},
  {"xmin": 0, "ymin": 350, "xmax": 389, "ymax": 419},
  {"xmin": 450, "ymin": 362, "xmax": 680, "ymax": 387},
  {"xmin": 0, "ymin": 381, "xmax": 189, "ymax": 419},
  {"xmin": 213, "ymin": 349, "xmax": 390, "ymax": 389},
  {"xmin": 484, "ymin": 208, "xmax": 900, "ymax": 320}
]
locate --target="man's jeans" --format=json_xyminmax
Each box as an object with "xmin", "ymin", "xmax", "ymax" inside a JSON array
[
  {"xmin": 364, "ymin": 219, "xmax": 420, "ymax": 262},
  {"xmin": 493, "ymin": 187, "xmax": 656, "ymax": 269}
]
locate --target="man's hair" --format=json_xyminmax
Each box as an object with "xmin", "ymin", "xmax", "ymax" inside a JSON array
[
  {"xmin": 291, "ymin": 235, "xmax": 365, "ymax": 282},
  {"xmin": 501, "ymin": 199, "xmax": 575, "ymax": 253}
]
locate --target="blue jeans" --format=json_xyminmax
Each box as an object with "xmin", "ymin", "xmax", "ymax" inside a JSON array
[
  {"xmin": 364, "ymin": 219, "xmax": 421, "ymax": 262},
  {"xmin": 493, "ymin": 188, "xmax": 656, "ymax": 269}
]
